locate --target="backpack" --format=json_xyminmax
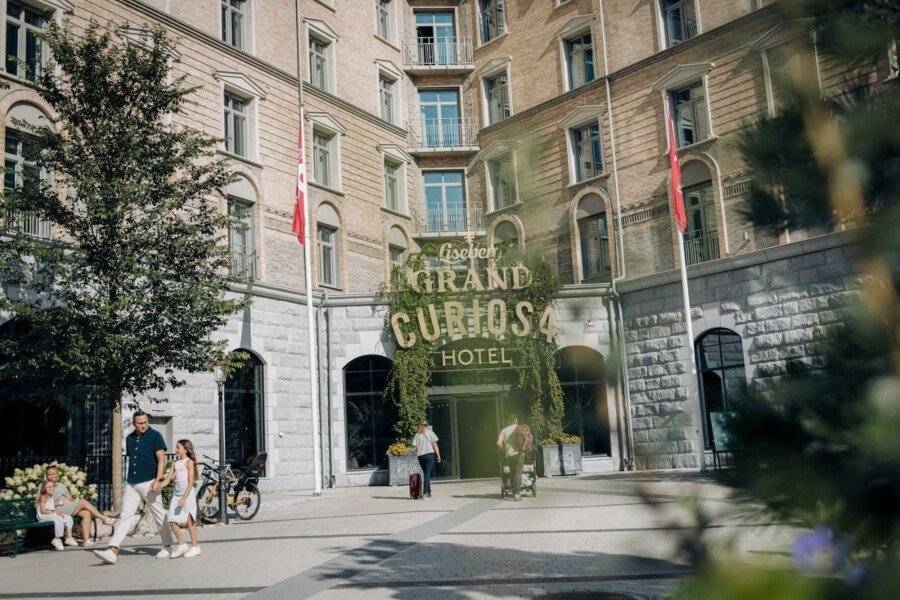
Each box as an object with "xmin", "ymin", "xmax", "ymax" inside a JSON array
[{"xmin": 511, "ymin": 424, "xmax": 533, "ymax": 452}]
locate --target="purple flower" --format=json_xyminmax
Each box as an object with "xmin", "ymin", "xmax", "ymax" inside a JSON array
[{"xmin": 792, "ymin": 528, "xmax": 849, "ymax": 573}]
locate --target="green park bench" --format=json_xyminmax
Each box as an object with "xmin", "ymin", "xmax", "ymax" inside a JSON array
[{"xmin": 0, "ymin": 497, "xmax": 54, "ymax": 557}]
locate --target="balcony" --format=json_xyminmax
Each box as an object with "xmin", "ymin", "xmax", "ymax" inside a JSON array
[
  {"xmin": 684, "ymin": 231, "xmax": 720, "ymax": 266},
  {"xmin": 403, "ymin": 37, "xmax": 474, "ymax": 74},
  {"xmin": 423, "ymin": 205, "xmax": 484, "ymax": 237},
  {"xmin": 581, "ymin": 243, "xmax": 612, "ymax": 283},
  {"xmin": 3, "ymin": 210, "xmax": 51, "ymax": 239},
  {"xmin": 230, "ymin": 247, "xmax": 257, "ymax": 281},
  {"xmin": 409, "ymin": 117, "xmax": 479, "ymax": 155}
]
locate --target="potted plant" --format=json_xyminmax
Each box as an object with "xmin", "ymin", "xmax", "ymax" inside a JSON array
[
  {"xmin": 540, "ymin": 433, "xmax": 583, "ymax": 477},
  {"xmin": 386, "ymin": 441, "xmax": 421, "ymax": 486}
]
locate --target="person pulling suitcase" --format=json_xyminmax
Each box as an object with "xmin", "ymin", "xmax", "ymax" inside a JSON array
[{"xmin": 411, "ymin": 419, "xmax": 441, "ymax": 499}]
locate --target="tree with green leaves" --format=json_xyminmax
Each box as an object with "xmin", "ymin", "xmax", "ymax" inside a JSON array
[
  {"xmin": 0, "ymin": 22, "xmax": 246, "ymax": 511},
  {"xmin": 668, "ymin": 1, "xmax": 900, "ymax": 598}
]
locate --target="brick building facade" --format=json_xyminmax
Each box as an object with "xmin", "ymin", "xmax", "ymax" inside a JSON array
[{"xmin": 0, "ymin": 0, "xmax": 890, "ymax": 490}]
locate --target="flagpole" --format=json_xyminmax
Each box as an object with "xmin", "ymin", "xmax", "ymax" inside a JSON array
[{"xmin": 677, "ymin": 230, "xmax": 706, "ymax": 472}]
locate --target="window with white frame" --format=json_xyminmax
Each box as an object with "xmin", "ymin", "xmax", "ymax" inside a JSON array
[
  {"xmin": 384, "ymin": 158, "xmax": 401, "ymax": 211},
  {"xmin": 317, "ymin": 225, "xmax": 337, "ymax": 286},
  {"xmin": 564, "ymin": 32, "xmax": 595, "ymax": 90},
  {"xmin": 660, "ymin": 0, "xmax": 697, "ymax": 48},
  {"xmin": 570, "ymin": 122, "xmax": 603, "ymax": 182},
  {"xmin": 479, "ymin": 0, "xmax": 506, "ymax": 45},
  {"xmin": 221, "ymin": 0, "xmax": 247, "ymax": 49},
  {"xmin": 3, "ymin": 122, "xmax": 50, "ymax": 239},
  {"xmin": 379, "ymin": 74, "xmax": 397, "ymax": 124},
  {"xmin": 376, "ymin": 0, "xmax": 394, "ymax": 42},
  {"xmin": 669, "ymin": 82, "xmax": 709, "ymax": 147},
  {"xmin": 227, "ymin": 195, "xmax": 255, "ymax": 280},
  {"xmin": 484, "ymin": 69, "xmax": 511, "ymax": 125},
  {"xmin": 487, "ymin": 153, "xmax": 517, "ymax": 211},
  {"xmin": 576, "ymin": 194, "xmax": 611, "ymax": 282},
  {"xmin": 5, "ymin": 1, "xmax": 49, "ymax": 81},
  {"xmin": 312, "ymin": 129, "xmax": 335, "ymax": 188},
  {"xmin": 223, "ymin": 92, "xmax": 249, "ymax": 157},
  {"xmin": 309, "ymin": 34, "xmax": 332, "ymax": 91}
]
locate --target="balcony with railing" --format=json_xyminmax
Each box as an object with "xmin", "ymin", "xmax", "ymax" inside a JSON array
[
  {"xmin": 3, "ymin": 210, "xmax": 51, "ymax": 239},
  {"xmin": 684, "ymin": 231, "xmax": 720, "ymax": 266},
  {"xmin": 581, "ymin": 243, "xmax": 612, "ymax": 283},
  {"xmin": 410, "ymin": 117, "xmax": 479, "ymax": 155},
  {"xmin": 403, "ymin": 37, "xmax": 474, "ymax": 73},
  {"xmin": 423, "ymin": 204, "xmax": 484, "ymax": 236},
  {"xmin": 230, "ymin": 247, "xmax": 257, "ymax": 281}
]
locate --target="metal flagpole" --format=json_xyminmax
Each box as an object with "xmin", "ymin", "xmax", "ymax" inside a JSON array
[
  {"xmin": 677, "ymin": 229, "xmax": 705, "ymax": 472},
  {"xmin": 295, "ymin": 0, "xmax": 322, "ymax": 495}
]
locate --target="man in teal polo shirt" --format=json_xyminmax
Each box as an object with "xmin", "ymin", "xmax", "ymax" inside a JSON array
[{"xmin": 94, "ymin": 410, "xmax": 173, "ymax": 564}]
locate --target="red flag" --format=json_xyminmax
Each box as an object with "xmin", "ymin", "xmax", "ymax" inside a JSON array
[
  {"xmin": 292, "ymin": 124, "xmax": 307, "ymax": 244},
  {"xmin": 667, "ymin": 115, "xmax": 687, "ymax": 233}
]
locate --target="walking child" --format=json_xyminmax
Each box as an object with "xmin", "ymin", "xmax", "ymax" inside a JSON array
[
  {"xmin": 35, "ymin": 480, "xmax": 77, "ymax": 551},
  {"xmin": 160, "ymin": 439, "xmax": 201, "ymax": 558}
]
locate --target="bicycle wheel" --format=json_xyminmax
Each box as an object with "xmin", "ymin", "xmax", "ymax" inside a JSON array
[
  {"xmin": 233, "ymin": 483, "xmax": 261, "ymax": 520},
  {"xmin": 196, "ymin": 482, "xmax": 220, "ymax": 522}
]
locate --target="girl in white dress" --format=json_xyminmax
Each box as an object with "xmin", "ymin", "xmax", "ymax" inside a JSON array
[
  {"xmin": 160, "ymin": 439, "xmax": 200, "ymax": 558},
  {"xmin": 35, "ymin": 481, "xmax": 77, "ymax": 551}
]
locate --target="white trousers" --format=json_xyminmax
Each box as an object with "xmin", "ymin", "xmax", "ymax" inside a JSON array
[
  {"xmin": 108, "ymin": 480, "xmax": 172, "ymax": 549},
  {"xmin": 37, "ymin": 513, "xmax": 74, "ymax": 538}
]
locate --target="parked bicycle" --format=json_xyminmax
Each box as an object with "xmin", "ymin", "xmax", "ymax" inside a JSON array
[{"xmin": 196, "ymin": 453, "xmax": 265, "ymax": 522}]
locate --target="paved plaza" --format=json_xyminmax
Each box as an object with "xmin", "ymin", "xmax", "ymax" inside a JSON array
[{"xmin": 0, "ymin": 473, "xmax": 797, "ymax": 600}]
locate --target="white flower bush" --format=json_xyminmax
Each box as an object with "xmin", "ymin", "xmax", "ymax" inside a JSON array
[{"xmin": 0, "ymin": 462, "xmax": 97, "ymax": 502}]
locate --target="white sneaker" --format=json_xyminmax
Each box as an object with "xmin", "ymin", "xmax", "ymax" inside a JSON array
[
  {"xmin": 169, "ymin": 544, "xmax": 188, "ymax": 559},
  {"xmin": 51, "ymin": 538, "xmax": 65, "ymax": 551},
  {"xmin": 155, "ymin": 547, "xmax": 171, "ymax": 559},
  {"xmin": 93, "ymin": 548, "xmax": 118, "ymax": 564},
  {"xmin": 64, "ymin": 537, "xmax": 78, "ymax": 546},
  {"xmin": 183, "ymin": 546, "xmax": 202, "ymax": 558},
  {"xmin": 83, "ymin": 539, "xmax": 95, "ymax": 548}
]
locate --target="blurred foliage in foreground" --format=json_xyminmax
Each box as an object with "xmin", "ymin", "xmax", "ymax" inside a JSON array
[{"xmin": 672, "ymin": 1, "xmax": 900, "ymax": 598}]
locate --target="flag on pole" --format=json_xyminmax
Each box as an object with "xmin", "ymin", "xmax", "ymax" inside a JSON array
[
  {"xmin": 292, "ymin": 124, "xmax": 307, "ymax": 244},
  {"xmin": 666, "ymin": 116, "xmax": 688, "ymax": 233}
]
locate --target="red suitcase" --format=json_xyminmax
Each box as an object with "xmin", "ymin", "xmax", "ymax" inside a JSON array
[{"xmin": 409, "ymin": 473, "xmax": 423, "ymax": 499}]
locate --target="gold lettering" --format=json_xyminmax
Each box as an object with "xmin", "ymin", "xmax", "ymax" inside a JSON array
[
  {"xmin": 416, "ymin": 304, "xmax": 441, "ymax": 342},
  {"xmin": 443, "ymin": 301, "xmax": 466, "ymax": 339},
  {"xmin": 500, "ymin": 347, "xmax": 513, "ymax": 366},
  {"xmin": 437, "ymin": 269, "xmax": 459, "ymax": 293},
  {"xmin": 486, "ymin": 299, "xmax": 507, "ymax": 336},
  {"xmin": 461, "ymin": 268, "xmax": 485, "ymax": 291},
  {"xmin": 487, "ymin": 347, "xmax": 499, "ymax": 364},
  {"xmin": 390, "ymin": 312, "xmax": 415, "ymax": 348},
  {"xmin": 511, "ymin": 301, "xmax": 534, "ymax": 336},
  {"xmin": 486, "ymin": 268, "xmax": 508, "ymax": 290},
  {"xmin": 441, "ymin": 349, "xmax": 456, "ymax": 367}
]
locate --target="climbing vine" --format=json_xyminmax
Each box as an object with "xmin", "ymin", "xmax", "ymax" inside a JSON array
[{"xmin": 382, "ymin": 242, "xmax": 569, "ymax": 449}]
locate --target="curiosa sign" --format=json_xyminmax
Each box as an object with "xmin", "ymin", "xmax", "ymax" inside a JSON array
[{"xmin": 389, "ymin": 241, "xmax": 557, "ymax": 369}]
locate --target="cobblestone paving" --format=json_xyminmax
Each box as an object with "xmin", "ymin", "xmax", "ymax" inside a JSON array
[{"xmin": 0, "ymin": 473, "xmax": 797, "ymax": 600}]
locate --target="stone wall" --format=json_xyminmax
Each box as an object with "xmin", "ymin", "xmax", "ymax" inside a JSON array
[{"xmin": 619, "ymin": 233, "xmax": 859, "ymax": 469}]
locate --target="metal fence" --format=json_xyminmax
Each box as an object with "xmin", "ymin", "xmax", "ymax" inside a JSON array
[
  {"xmin": 425, "ymin": 205, "xmax": 484, "ymax": 235},
  {"xmin": 403, "ymin": 37, "xmax": 473, "ymax": 67},
  {"xmin": 411, "ymin": 117, "xmax": 478, "ymax": 151},
  {"xmin": 684, "ymin": 232, "xmax": 720, "ymax": 265}
]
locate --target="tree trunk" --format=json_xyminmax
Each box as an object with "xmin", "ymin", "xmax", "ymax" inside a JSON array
[{"xmin": 110, "ymin": 397, "xmax": 123, "ymax": 513}]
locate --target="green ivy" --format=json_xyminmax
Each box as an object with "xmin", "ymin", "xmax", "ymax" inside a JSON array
[{"xmin": 382, "ymin": 243, "xmax": 565, "ymax": 443}]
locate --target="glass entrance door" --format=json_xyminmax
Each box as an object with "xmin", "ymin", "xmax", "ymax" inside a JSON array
[
  {"xmin": 428, "ymin": 400, "xmax": 457, "ymax": 478},
  {"xmin": 456, "ymin": 398, "xmax": 499, "ymax": 478}
]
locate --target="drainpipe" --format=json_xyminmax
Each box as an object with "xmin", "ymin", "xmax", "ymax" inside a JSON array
[
  {"xmin": 596, "ymin": 0, "xmax": 634, "ymax": 469},
  {"xmin": 323, "ymin": 292, "xmax": 335, "ymax": 488}
]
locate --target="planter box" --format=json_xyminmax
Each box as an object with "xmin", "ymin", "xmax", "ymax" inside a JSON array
[
  {"xmin": 540, "ymin": 444, "xmax": 583, "ymax": 476},
  {"xmin": 387, "ymin": 453, "xmax": 421, "ymax": 486}
]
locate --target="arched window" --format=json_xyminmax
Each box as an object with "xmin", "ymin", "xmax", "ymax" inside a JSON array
[
  {"xmin": 492, "ymin": 220, "xmax": 520, "ymax": 255},
  {"xmin": 225, "ymin": 175, "xmax": 256, "ymax": 280},
  {"xmin": 576, "ymin": 194, "xmax": 611, "ymax": 282},
  {"xmin": 4, "ymin": 103, "xmax": 51, "ymax": 239},
  {"xmin": 681, "ymin": 160, "xmax": 719, "ymax": 265},
  {"xmin": 556, "ymin": 346, "xmax": 610, "ymax": 456},
  {"xmin": 344, "ymin": 355, "xmax": 396, "ymax": 470},
  {"xmin": 224, "ymin": 350, "xmax": 265, "ymax": 465},
  {"xmin": 317, "ymin": 203, "xmax": 340, "ymax": 287},
  {"xmin": 695, "ymin": 328, "xmax": 746, "ymax": 450},
  {"xmin": 387, "ymin": 225, "xmax": 408, "ymax": 267}
]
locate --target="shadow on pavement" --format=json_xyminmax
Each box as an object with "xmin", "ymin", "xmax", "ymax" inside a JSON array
[{"xmin": 315, "ymin": 537, "xmax": 691, "ymax": 599}]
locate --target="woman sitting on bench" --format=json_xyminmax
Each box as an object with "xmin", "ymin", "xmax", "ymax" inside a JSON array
[{"xmin": 43, "ymin": 465, "xmax": 112, "ymax": 547}]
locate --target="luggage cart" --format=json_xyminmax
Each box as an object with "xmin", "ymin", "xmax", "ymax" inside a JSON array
[{"xmin": 500, "ymin": 449, "xmax": 537, "ymax": 498}]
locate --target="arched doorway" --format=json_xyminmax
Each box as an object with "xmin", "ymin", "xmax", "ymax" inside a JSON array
[
  {"xmin": 225, "ymin": 350, "xmax": 265, "ymax": 465},
  {"xmin": 556, "ymin": 346, "xmax": 610, "ymax": 456},
  {"xmin": 343, "ymin": 355, "xmax": 395, "ymax": 470},
  {"xmin": 694, "ymin": 328, "xmax": 746, "ymax": 449}
]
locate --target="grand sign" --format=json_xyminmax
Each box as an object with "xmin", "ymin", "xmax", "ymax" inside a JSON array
[{"xmin": 389, "ymin": 241, "xmax": 556, "ymax": 362}]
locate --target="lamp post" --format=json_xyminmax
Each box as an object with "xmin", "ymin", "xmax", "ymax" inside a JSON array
[{"xmin": 212, "ymin": 363, "xmax": 229, "ymax": 525}]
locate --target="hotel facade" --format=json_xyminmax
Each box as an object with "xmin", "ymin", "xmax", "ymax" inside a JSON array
[{"xmin": 1, "ymin": 0, "xmax": 893, "ymax": 492}]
